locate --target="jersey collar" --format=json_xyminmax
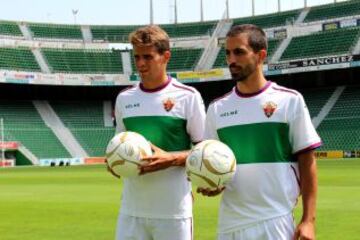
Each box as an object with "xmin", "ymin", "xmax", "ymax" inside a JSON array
[
  {"xmin": 140, "ymin": 75, "xmax": 172, "ymax": 93},
  {"xmin": 235, "ymin": 81, "xmax": 271, "ymax": 98}
]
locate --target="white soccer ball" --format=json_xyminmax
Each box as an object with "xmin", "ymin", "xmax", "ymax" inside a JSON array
[
  {"xmin": 105, "ymin": 131, "xmax": 152, "ymax": 178},
  {"xmin": 186, "ymin": 140, "xmax": 236, "ymax": 190}
]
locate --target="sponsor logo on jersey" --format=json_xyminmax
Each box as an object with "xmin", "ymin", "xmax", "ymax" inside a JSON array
[
  {"xmin": 125, "ymin": 103, "xmax": 140, "ymax": 109},
  {"xmin": 163, "ymin": 98, "xmax": 175, "ymax": 112},
  {"xmin": 220, "ymin": 110, "xmax": 238, "ymax": 117},
  {"xmin": 263, "ymin": 101, "xmax": 277, "ymax": 118}
]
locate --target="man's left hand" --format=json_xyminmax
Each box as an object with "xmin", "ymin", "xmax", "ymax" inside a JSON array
[
  {"xmin": 197, "ymin": 187, "xmax": 225, "ymax": 197},
  {"xmin": 139, "ymin": 143, "xmax": 177, "ymax": 174},
  {"xmin": 293, "ymin": 220, "xmax": 315, "ymax": 240}
]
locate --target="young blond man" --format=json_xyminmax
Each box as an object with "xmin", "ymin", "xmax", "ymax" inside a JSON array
[{"xmin": 113, "ymin": 25, "xmax": 205, "ymax": 240}]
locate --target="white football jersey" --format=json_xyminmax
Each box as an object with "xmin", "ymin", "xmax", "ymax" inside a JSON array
[
  {"xmin": 115, "ymin": 77, "xmax": 205, "ymax": 219},
  {"xmin": 205, "ymin": 81, "xmax": 321, "ymax": 233}
]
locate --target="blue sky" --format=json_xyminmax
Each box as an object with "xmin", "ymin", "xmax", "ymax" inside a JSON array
[{"xmin": 0, "ymin": 0, "xmax": 347, "ymax": 25}]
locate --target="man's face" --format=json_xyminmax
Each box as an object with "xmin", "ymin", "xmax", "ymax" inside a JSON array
[
  {"xmin": 133, "ymin": 45, "xmax": 170, "ymax": 82},
  {"xmin": 225, "ymin": 34, "xmax": 260, "ymax": 82}
]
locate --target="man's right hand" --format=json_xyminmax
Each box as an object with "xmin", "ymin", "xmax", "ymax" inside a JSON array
[
  {"xmin": 197, "ymin": 186, "xmax": 225, "ymax": 197},
  {"xmin": 105, "ymin": 159, "xmax": 121, "ymax": 179}
]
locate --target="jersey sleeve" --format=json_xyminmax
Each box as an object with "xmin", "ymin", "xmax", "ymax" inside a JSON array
[
  {"xmin": 204, "ymin": 103, "xmax": 219, "ymax": 140},
  {"xmin": 186, "ymin": 90, "xmax": 206, "ymax": 143},
  {"xmin": 114, "ymin": 96, "xmax": 126, "ymax": 133},
  {"xmin": 289, "ymin": 94, "xmax": 322, "ymax": 154}
]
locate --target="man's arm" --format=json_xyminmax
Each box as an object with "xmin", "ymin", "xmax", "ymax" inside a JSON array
[
  {"xmin": 139, "ymin": 143, "xmax": 190, "ymax": 174},
  {"xmin": 294, "ymin": 149, "xmax": 317, "ymax": 240},
  {"xmin": 140, "ymin": 90, "xmax": 206, "ymax": 174}
]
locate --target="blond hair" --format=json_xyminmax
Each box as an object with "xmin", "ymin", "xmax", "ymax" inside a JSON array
[{"xmin": 129, "ymin": 25, "xmax": 170, "ymax": 54}]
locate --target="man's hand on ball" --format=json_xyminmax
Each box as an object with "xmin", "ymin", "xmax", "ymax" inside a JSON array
[
  {"xmin": 105, "ymin": 159, "xmax": 121, "ymax": 178},
  {"xmin": 139, "ymin": 143, "xmax": 177, "ymax": 174},
  {"xmin": 197, "ymin": 186, "xmax": 225, "ymax": 197}
]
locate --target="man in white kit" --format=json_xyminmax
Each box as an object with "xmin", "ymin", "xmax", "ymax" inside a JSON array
[
  {"xmin": 113, "ymin": 25, "xmax": 206, "ymax": 240},
  {"xmin": 199, "ymin": 24, "xmax": 321, "ymax": 240}
]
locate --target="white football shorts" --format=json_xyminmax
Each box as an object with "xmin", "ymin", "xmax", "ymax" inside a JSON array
[
  {"xmin": 218, "ymin": 213, "xmax": 295, "ymax": 240},
  {"xmin": 116, "ymin": 214, "xmax": 193, "ymax": 240}
]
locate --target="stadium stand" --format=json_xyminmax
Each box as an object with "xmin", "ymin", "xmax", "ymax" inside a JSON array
[
  {"xmin": 2, "ymin": 0, "xmax": 360, "ymax": 163},
  {"xmin": 317, "ymin": 86, "xmax": 360, "ymax": 151},
  {"xmin": 212, "ymin": 48, "xmax": 227, "ymax": 68},
  {"xmin": 280, "ymin": 27, "xmax": 360, "ymax": 61},
  {"xmin": 304, "ymin": 0, "xmax": 360, "ymax": 23},
  {"xmin": 232, "ymin": 9, "xmax": 300, "ymax": 29},
  {"xmin": 130, "ymin": 48, "xmax": 203, "ymax": 72},
  {"xmin": 91, "ymin": 25, "xmax": 138, "ymax": 42},
  {"xmin": 91, "ymin": 21, "xmax": 217, "ymax": 42},
  {"xmin": 167, "ymin": 48, "xmax": 203, "ymax": 71},
  {"xmin": 301, "ymin": 87, "xmax": 336, "ymax": 118},
  {"xmin": 213, "ymin": 38, "xmax": 281, "ymax": 68},
  {"xmin": 28, "ymin": 23, "xmax": 83, "ymax": 40},
  {"xmin": 160, "ymin": 21, "xmax": 217, "ymax": 38},
  {"xmin": 50, "ymin": 101, "xmax": 114, "ymax": 157},
  {"xmin": 0, "ymin": 21, "xmax": 22, "ymax": 36},
  {"xmin": 0, "ymin": 47, "xmax": 41, "ymax": 72},
  {"xmin": 0, "ymin": 101, "xmax": 71, "ymax": 158},
  {"xmin": 42, "ymin": 48, "xmax": 123, "ymax": 73}
]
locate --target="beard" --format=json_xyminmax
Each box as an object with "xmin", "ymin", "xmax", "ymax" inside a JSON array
[{"xmin": 229, "ymin": 62, "xmax": 256, "ymax": 82}]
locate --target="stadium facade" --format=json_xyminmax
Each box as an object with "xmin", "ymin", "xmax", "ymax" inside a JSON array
[{"xmin": 1, "ymin": 0, "xmax": 360, "ymax": 166}]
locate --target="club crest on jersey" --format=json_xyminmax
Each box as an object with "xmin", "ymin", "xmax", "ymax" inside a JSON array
[
  {"xmin": 163, "ymin": 98, "xmax": 175, "ymax": 112},
  {"xmin": 263, "ymin": 101, "xmax": 277, "ymax": 118}
]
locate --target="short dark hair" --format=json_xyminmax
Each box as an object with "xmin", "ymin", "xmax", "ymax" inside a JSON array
[
  {"xmin": 226, "ymin": 24, "xmax": 267, "ymax": 52},
  {"xmin": 129, "ymin": 25, "xmax": 170, "ymax": 54}
]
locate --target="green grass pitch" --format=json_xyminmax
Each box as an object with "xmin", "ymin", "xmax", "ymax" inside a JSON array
[{"xmin": 0, "ymin": 159, "xmax": 359, "ymax": 239}]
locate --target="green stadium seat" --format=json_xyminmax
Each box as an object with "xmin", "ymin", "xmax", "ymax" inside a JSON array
[
  {"xmin": 281, "ymin": 27, "xmax": 360, "ymax": 61},
  {"xmin": 317, "ymin": 86, "xmax": 360, "ymax": 151},
  {"xmin": 160, "ymin": 21, "xmax": 217, "ymax": 38},
  {"xmin": 42, "ymin": 48, "xmax": 123, "ymax": 73},
  {"xmin": 300, "ymin": 87, "xmax": 335, "ymax": 118},
  {"xmin": 28, "ymin": 23, "xmax": 82, "ymax": 40},
  {"xmin": 91, "ymin": 21, "xmax": 217, "ymax": 42},
  {"xmin": 305, "ymin": 1, "xmax": 360, "ymax": 23},
  {"xmin": 167, "ymin": 48, "xmax": 203, "ymax": 71},
  {"xmin": 232, "ymin": 9, "xmax": 300, "ymax": 29},
  {"xmin": 50, "ymin": 101, "xmax": 115, "ymax": 157},
  {"xmin": 0, "ymin": 21, "xmax": 22, "ymax": 36},
  {"xmin": 0, "ymin": 101, "xmax": 71, "ymax": 159},
  {"xmin": 0, "ymin": 47, "xmax": 41, "ymax": 72},
  {"xmin": 91, "ymin": 25, "xmax": 138, "ymax": 42}
]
